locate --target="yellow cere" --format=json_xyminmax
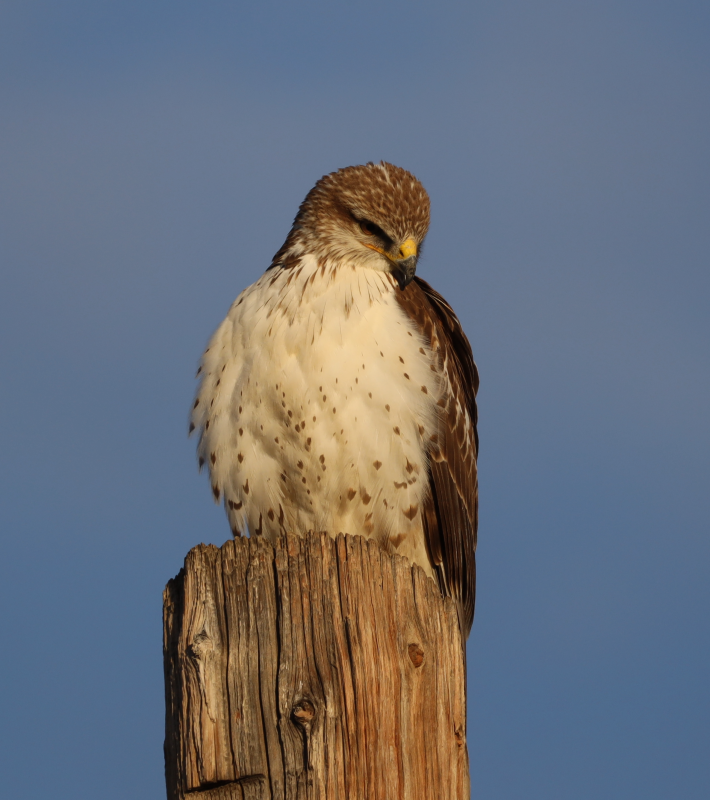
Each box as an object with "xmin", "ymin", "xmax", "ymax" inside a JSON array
[{"xmin": 398, "ymin": 238, "xmax": 417, "ymax": 259}]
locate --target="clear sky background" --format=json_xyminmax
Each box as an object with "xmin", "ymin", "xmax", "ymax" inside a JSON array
[{"xmin": 1, "ymin": 2, "xmax": 708, "ymax": 798}]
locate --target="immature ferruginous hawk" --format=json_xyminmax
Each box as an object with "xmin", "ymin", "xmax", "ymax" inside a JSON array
[{"xmin": 190, "ymin": 162, "xmax": 479, "ymax": 637}]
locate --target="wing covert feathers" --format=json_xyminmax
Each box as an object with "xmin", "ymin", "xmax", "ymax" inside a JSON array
[{"xmin": 396, "ymin": 277, "xmax": 479, "ymax": 639}]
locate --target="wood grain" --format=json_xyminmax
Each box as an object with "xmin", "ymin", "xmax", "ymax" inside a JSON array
[{"xmin": 164, "ymin": 533, "xmax": 469, "ymax": 799}]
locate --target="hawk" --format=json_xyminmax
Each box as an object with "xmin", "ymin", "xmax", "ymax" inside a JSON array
[{"xmin": 190, "ymin": 162, "xmax": 479, "ymax": 637}]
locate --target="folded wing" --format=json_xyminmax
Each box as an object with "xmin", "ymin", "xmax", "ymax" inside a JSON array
[{"xmin": 397, "ymin": 277, "xmax": 479, "ymax": 639}]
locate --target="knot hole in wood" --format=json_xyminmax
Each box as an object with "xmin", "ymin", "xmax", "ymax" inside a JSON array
[
  {"xmin": 408, "ymin": 642, "xmax": 425, "ymax": 667},
  {"xmin": 291, "ymin": 698, "xmax": 316, "ymax": 726}
]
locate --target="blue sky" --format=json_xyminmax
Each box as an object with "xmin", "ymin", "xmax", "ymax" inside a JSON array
[{"xmin": 1, "ymin": 2, "xmax": 708, "ymax": 798}]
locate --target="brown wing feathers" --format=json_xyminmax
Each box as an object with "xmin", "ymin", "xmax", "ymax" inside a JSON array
[{"xmin": 396, "ymin": 277, "xmax": 479, "ymax": 639}]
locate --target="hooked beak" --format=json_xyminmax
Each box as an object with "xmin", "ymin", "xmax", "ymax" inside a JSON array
[
  {"xmin": 391, "ymin": 237, "xmax": 418, "ymax": 289},
  {"xmin": 392, "ymin": 254, "xmax": 418, "ymax": 289},
  {"xmin": 363, "ymin": 236, "xmax": 419, "ymax": 289}
]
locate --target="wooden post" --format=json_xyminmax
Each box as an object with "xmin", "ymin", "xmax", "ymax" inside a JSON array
[{"xmin": 163, "ymin": 533, "xmax": 469, "ymax": 800}]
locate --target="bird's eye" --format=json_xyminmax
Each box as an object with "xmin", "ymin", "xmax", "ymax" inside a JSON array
[{"xmin": 360, "ymin": 220, "xmax": 378, "ymax": 237}]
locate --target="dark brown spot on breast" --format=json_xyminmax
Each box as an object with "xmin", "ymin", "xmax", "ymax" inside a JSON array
[
  {"xmin": 239, "ymin": 428, "xmax": 243, "ymax": 436},
  {"xmin": 373, "ymin": 460, "xmax": 382, "ymax": 470},
  {"xmin": 198, "ymin": 457, "xmax": 205, "ymax": 468},
  {"xmin": 403, "ymin": 373, "xmax": 410, "ymax": 379},
  {"xmin": 193, "ymin": 398, "xmax": 200, "ymax": 409},
  {"xmin": 390, "ymin": 532, "xmax": 407, "ymax": 549},
  {"xmin": 267, "ymin": 509, "xmax": 275, "ymax": 521},
  {"xmin": 212, "ymin": 484, "xmax": 220, "ymax": 499},
  {"xmin": 237, "ymin": 453, "xmax": 244, "ymax": 463},
  {"xmin": 368, "ymin": 392, "xmax": 372, "ymax": 398},
  {"xmin": 210, "ymin": 452, "xmax": 216, "ymax": 465},
  {"xmin": 243, "ymin": 480, "xmax": 249, "ymax": 494},
  {"xmin": 234, "ymin": 501, "xmax": 242, "ymax": 510},
  {"xmin": 394, "ymin": 480, "xmax": 407, "ymax": 489},
  {"xmin": 189, "ymin": 422, "xmax": 195, "ymax": 433},
  {"xmin": 393, "ymin": 426, "xmax": 401, "ymax": 435},
  {"xmin": 319, "ymin": 454, "xmax": 325, "ymax": 463},
  {"xmin": 205, "ymin": 420, "xmax": 210, "ymax": 430},
  {"xmin": 385, "ymin": 404, "xmax": 390, "ymax": 412},
  {"xmin": 421, "ymin": 385, "xmax": 428, "ymax": 394},
  {"xmin": 347, "ymin": 488, "xmax": 356, "ymax": 500},
  {"xmin": 403, "ymin": 504, "xmax": 419, "ymax": 520},
  {"xmin": 360, "ymin": 488, "xmax": 371, "ymax": 505},
  {"xmin": 419, "ymin": 347, "xmax": 426, "ymax": 355},
  {"xmin": 281, "ymin": 473, "xmax": 287, "ymax": 482},
  {"xmin": 297, "ymin": 460, "xmax": 303, "ymax": 469},
  {"xmin": 399, "ymin": 356, "xmax": 405, "ymax": 363}
]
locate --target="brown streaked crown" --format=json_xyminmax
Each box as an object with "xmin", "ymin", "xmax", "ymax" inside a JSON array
[{"xmin": 270, "ymin": 162, "xmax": 431, "ymax": 269}]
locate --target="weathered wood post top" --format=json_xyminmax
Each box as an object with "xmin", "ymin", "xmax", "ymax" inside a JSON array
[{"xmin": 163, "ymin": 532, "xmax": 469, "ymax": 799}]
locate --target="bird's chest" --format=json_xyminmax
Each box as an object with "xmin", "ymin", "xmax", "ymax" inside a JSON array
[{"xmin": 227, "ymin": 270, "xmax": 440, "ymax": 546}]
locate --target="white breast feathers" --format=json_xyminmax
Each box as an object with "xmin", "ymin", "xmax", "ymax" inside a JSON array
[{"xmin": 190, "ymin": 255, "xmax": 442, "ymax": 577}]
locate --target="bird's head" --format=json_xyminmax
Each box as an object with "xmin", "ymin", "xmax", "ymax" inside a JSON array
[{"xmin": 275, "ymin": 162, "xmax": 430, "ymax": 289}]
